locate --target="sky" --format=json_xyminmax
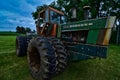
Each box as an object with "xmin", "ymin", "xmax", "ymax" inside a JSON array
[{"xmin": 0, "ymin": 0, "xmax": 54, "ymax": 31}]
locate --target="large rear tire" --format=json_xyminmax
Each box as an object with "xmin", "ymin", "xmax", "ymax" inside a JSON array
[
  {"xmin": 16, "ymin": 36, "xmax": 27, "ymax": 56},
  {"xmin": 27, "ymin": 37, "xmax": 68, "ymax": 80},
  {"xmin": 27, "ymin": 37, "xmax": 57, "ymax": 80},
  {"xmin": 50, "ymin": 38, "xmax": 68, "ymax": 74}
]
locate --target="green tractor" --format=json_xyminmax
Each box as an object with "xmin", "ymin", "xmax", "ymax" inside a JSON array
[{"xmin": 16, "ymin": 6, "xmax": 116, "ymax": 80}]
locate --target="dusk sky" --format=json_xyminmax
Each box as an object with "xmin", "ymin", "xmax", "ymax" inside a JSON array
[{"xmin": 0, "ymin": 0, "xmax": 54, "ymax": 31}]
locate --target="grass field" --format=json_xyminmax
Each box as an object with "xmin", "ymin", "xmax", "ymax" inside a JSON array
[
  {"xmin": 0, "ymin": 36, "xmax": 120, "ymax": 80},
  {"xmin": 0, "ymin": 32, "xmax": 17, "ymax": 36}
]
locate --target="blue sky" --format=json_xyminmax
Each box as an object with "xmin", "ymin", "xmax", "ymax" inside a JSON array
[{"xmin": 0, "ymin": 0, "xmax": 54, "ymax": 31}]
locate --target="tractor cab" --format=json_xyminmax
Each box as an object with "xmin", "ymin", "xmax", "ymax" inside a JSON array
[
  {"xmin": 36, "ymin": 6, "xmax": 64, "ymax": 36},
  {"xmin": 38, "ymin": 6, "xmax": 64, "ymax": 24}
]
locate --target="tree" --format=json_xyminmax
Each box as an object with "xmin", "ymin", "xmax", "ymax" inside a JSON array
[
  {"xmin": 49, "ymin": 0, "xmax": 84, "ymax": 21},
  {"xmin": 32, "ymin": 4, "xmax": 48, "ymax": 20},
  {"xmin": 31, "ymin": 0, "xmax": 120, "ymax": 24},
  {"xmin": 84, "ymin": 0, "xmax": 119, "ymax": 22},
  {"xmin": 26, "ymin": 27, "xmax": 31, "ymax": 33},
  {"xmin": 31, "ymin": 0, "xmax": 83, "ymax": 22},
  {"xmin": 16, "ymin": 26, "xmax": 21, "ymax": 33},
  {"xmin": 21, "ymin": 26, "xmax": 26, "ymax": 34},
  {"xmin": 16, "ymin": 26, "xmax": 30, "ymax": 34}
]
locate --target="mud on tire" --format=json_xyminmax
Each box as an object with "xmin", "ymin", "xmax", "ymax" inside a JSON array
[
  {"xmin": 27, "ymin": 37, "xmax": 68, "ymax": 80},
  {"xmin": 50, "ymin": 38, "xmax": 68, "ymax": 74},
  {"xmin": 27, "ymin": 37, "xmax": 57, "ymax": 80}
]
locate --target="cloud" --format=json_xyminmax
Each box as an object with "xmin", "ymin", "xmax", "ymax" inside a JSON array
[
  {"xmin": 0, "ymin": 10, "xmax": 35, "ymax": 31},
  {"xmin": 0, "ymin": 0, "xmax": 54, "ymax": 31}
]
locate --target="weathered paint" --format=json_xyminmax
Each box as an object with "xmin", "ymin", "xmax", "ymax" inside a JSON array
[
  {"xmin": 103, "ymin": 16, "xmax": 116, "ymax": 45},
  {"xmin": 61, "ymin": 17, "xmax": 107, "ymax": 32},
  {"xmin": 103, "ymin": 28, "xmax": 112, "ymax": 45},
  {"xmin": 66, "ymin": 43, "xmax": 108, "ymax": 60},
  {"xmin": 69, "ymin": 50, "xmax": 94, "ymax": 61},
  {"xmin": 97, "ymin": 29, "xmax": 107, "ymax": 45},
  {"xmin": 50, "ymin": 24, "xmax": 57, "ymax": 37},
  {"xmin": 58, "ymin": 16, "xmax": 116, "ymax": 60}
]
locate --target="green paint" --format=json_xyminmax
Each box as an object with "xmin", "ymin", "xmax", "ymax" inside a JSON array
[
  {"xmin": 57, "ymin": 24, "xmax": 61, "ymax": 38},
  {"xmin": 87, "ymin": 30, "xmax": 100, "ymax": 44},
  {"xmin": 61, "ymin": 17, "xmax": 107, "ymax": 32},
  {"xmin": 69, "ymin": 50, "xmax": 92, "ymax": 61},
  {"xmin": 66, "ymin": 43, "xmax": 107, "ymax": 61}
]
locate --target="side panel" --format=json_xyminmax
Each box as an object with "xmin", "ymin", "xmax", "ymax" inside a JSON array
[
  {"xmin": 61, "ymin": 16, "xmax": 116, "ymax": 46},
  {"xmin": 60, "ymin": 16, "xmax": 116, "ymax": 60},
  {"xmin": 87, "ymin": 30, "xmax": 100, "ymax": 44},
  {"xmin": 67, "ymin": 44, "xmax": 107, "ymax": 61}
]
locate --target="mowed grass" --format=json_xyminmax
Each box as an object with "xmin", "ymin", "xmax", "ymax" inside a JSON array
[
  {"xmin": 0, "ymin": 36, "xmax": 120, "ymax": 80},
  {"xmin": 0, "ymin": 32, "xmax": 17, "ymax": 36},
  {"xmin": 0, "ymin": 36, "xmax": 33, "ymax": 80}
]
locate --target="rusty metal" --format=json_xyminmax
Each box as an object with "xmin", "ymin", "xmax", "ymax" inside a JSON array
[
  {"xmin": 102, "ymin": 16, "xmax": 116, "ymax": 45},
  {"xmin": 97, "ymin": 29, "xmax": 107, "ymax": 45}
]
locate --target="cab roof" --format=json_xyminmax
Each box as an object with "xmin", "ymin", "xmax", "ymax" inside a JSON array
[{"xmin": 39, "ymin": 6, "xmax": 64, "ymax": 16}]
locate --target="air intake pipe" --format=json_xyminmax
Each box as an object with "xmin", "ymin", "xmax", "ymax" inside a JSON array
[{"xmin": 83, "ymin": 6, "xmax": 91, "ymax": 20}]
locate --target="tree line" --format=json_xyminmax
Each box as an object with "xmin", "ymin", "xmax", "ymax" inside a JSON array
[{"xmin": 16, "ymin": 26, "xmax": 31, "ymax": 34}]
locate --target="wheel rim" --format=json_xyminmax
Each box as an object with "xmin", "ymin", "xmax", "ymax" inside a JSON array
[{"xmin": 28, "ymin": 47, "xmax": 41, "ymax": 73}]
